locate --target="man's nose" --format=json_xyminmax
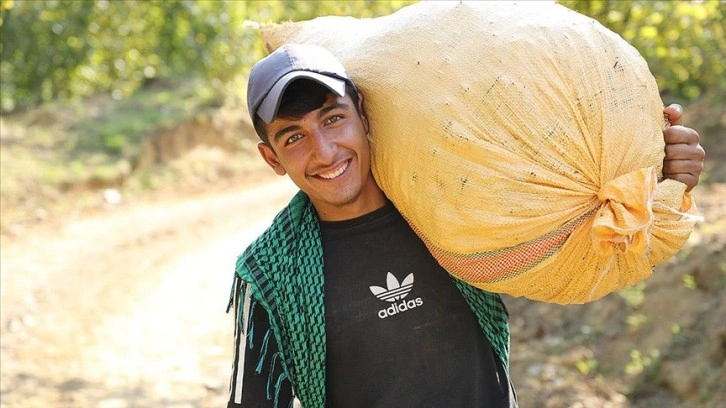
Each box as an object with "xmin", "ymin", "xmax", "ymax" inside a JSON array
[{"xmin": 309, "ymin": 129, "xmax": 336, "ymax": 162}]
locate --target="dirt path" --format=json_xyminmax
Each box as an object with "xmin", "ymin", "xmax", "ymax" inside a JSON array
[
  {"xmin": 1, "ymin": 179, "xmax": 723, "ymax": 408},
  {"xmin": 0, "ymin": 177, "xmax": 298, "ymax": 407}
]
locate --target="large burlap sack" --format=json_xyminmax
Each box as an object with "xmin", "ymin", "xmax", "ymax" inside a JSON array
[{"xmin": 260, "ymin": 1, "xmax": 700, "ymax": 304}]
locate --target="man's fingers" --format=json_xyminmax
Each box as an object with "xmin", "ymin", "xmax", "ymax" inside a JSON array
[
  {"xmin": 663, "ymin": 125, "xmax": 700, "ymax": 145},
  {"xmin": 663, "ymin": 104, "xmax": 684, "ymax": 126},
  {"xmin": 664, "ymin": 142, "xmax": 706, "ymax": 161},
  {"xmin": 661, "ymin": 106, "xmax": 704, "ymax": 192},
  {"xmin": 663, "ymin": 158, "xmax": 705, "ymax": 175}
]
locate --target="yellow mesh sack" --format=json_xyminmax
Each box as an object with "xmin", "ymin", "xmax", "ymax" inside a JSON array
[{"xmin": 260, "ymin": 1, "xmax": 699, "ymax": 304}]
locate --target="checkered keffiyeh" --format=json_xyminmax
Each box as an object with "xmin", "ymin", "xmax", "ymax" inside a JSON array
[{"xmin": 234, "ymin": 191, "xmax": 510, "ymax": 407}]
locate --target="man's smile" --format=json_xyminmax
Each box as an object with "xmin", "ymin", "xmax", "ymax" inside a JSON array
[{"xmin": 315, "ymin": 159, "xmax": 350, "ymax": 180}]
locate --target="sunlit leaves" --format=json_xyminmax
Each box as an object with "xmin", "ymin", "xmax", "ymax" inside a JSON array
[
  {"xmin": 1, "ymin": 0, "xmax": 417, "ymax": 112},
  {"xmin": 1, "ymin": 0, "xmax": 722, "ymax": 112},
  {"xmin": 560, "ymin": 0, "xmax": 726, "ymax": 103}
]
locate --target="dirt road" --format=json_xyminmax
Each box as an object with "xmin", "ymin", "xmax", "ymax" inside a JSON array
[
  {"xmin": 1, "ymin": 179, "xmax": 724, "ymax": 408},
  {"xmin": 0, "ymin": 178, "xmax": 298, "ymax": 407}
]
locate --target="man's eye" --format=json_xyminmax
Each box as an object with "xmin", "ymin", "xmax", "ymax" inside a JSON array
[
  {"xmin": 285, "ymin": 134, "xmax": 303, "ymax": 145},
  {"xmin": 325, "ymin": 115, "xmax": 343, "ymax": 125}
]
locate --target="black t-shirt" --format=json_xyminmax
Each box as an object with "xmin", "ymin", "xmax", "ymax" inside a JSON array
[
  {"xmin": 321, "ymin": 201, "xmax": 514, "ymax": 408},
  {"xmin": 228, "ymin": 202, "xmax": 517, "ymax": 407}
]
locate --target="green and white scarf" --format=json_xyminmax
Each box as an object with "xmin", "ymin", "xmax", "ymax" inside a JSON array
[{"xmin": 230, "ymin": 191, "xmax": 510, "ymax": 407}]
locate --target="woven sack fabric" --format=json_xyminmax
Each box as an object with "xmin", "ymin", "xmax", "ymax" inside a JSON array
[{"xmin": 260, "ymin": 1, "xmax": 699, "ymax": 304}]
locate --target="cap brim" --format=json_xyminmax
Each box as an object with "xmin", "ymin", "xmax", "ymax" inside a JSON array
[{"xmin": 257, "ymin": 71, "xmax": 347, "ymax": 124}]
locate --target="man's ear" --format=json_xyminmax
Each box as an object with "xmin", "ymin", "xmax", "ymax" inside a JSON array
[
  {"xmin": 257, "ymin": 142, "xmax": 287, "ymax": 176},
  {"xmin": 357, "ymin": 92, "xmax": 370, "ymax": 134}
]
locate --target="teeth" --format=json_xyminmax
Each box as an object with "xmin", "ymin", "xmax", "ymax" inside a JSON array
[{"xmin": 319, "ymin": 161, "xmax": 348, "ymax": 179}]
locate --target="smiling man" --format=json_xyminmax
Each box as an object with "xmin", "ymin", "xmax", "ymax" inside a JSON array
[
  {"xmin": 254, "ymin": 81, "xmax": 384, "ymax": 221},
  {"xmin": 226, "ymin": 44, "xmax": 704, "ymax": 408}
]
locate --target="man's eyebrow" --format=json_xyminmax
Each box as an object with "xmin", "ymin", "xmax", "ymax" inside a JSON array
[
  {"xmin": 318, "ymin": 101, "xmax": 349, "ymax": 119},
  {"xmin": 273, "ymin": 125, "xmax": 301, "ymax": 144}
]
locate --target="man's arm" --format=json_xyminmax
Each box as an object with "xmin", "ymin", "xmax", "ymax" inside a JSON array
[
  {"xmin": 662, "ymin": 104, "xmax": 705, "ymax": 192},
  {"xmin": 228, "ymin": 281, "xmax": 293, "ymax": 408}
]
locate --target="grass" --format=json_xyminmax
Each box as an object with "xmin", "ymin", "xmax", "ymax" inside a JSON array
[
  {"xmin": 68, "ymin": 77, "xmax": 222, "ymax": 157},
  {"xmin": 0, "ymin": 75, "xmax": 254, "ymax": 231}
]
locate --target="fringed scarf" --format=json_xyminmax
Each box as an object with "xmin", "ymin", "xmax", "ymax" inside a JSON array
[{"xmin": 228, "ymin": 191, "xmax": 510, "ymax": 407}]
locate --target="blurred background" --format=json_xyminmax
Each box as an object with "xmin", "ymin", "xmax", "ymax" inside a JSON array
[{"xmin": 0, "ymin": 1, "xmax": 723, "ymax": 407}]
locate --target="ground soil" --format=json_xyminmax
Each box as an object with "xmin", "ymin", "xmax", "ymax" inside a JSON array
[
  {"xmin": 1, "ymin": 164, "xmax": 724, "ymax": 407},
  {"xmin": 0, "ymin": 174, "xmax": 299, "ymax": 407}
]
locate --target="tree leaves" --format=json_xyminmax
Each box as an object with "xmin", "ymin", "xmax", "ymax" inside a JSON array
[
  {"xmin": 560, "ymin": 0, "xmax": 726, "ymax": 103},
  {"xmin": 1, "ymin": 1, "xmax": 722, "ymax": 112}
]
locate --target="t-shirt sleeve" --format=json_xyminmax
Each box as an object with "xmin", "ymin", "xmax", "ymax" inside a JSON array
[{"xmin": 228, "ymin": 280, "xmax": 294, "ymax": 408}]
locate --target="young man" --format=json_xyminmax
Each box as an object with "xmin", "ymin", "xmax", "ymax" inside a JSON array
[{"xmin": 227, "ymin": 44, "xmax": 704, "ymax": 408}]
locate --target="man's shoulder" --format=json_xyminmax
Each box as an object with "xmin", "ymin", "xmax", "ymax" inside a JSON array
[
  {"xmin": 241, "ymin": 190, "xmax": 312, "ymax": 249},
  {"xmin": 236, "ymin": 190, "xmax": 320, "ymax": 276}
]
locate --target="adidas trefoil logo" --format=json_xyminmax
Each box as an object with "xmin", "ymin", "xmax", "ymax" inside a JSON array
[
  {"xmin": 369, "ymin": 272, "xmax": 414, "ymax": 302},
  {"xmin": 369, "ymin": 272, "xmax": 423, "ymax": 319}
]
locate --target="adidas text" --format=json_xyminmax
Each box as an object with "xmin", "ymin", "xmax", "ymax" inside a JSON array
[{"xmin": 377, "ymin": 297, "xmax": 423, "ymax": 319}]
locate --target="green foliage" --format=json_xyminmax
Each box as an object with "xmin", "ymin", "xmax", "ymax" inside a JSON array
[
  {"xmin": 559, "ymin": 0, "xmax": 726, "ymax": 103},
  {"xmin": 0, "ymin": 0, "xmax": 414, "ymax": 112},
  {"xmin": 1, "ymin": 0, "xmax": 250, "ymax": 110},
  {"xmin": 619, "ymin": 282, "xmax": 646, "ymax": 308},
  {"xmin": 63, "ymin": 76, "xmax": 219, "ymax": 158},
  {"xmin": 1, "ymin": 0, "xmax": 723, "ymax": 112},
  {"xmin": 682, "ymin": 273, "xmax": 698, "ymax": 290},
  {"xmin": 575, "ymin": 356, "xmax": 599, "ymax": 375},
  {"xmin": 624, "ymin": 348, "xmax": 660, "ymax": 376}
]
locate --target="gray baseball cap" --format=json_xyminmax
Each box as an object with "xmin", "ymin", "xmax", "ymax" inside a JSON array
[{"xmin": 247, "ymin": 43, "xmax": 351, "ymax": 124}]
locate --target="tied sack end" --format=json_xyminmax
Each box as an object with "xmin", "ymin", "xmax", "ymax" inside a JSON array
[{"xmin": 593, "ymin": 167, "xmax": 657, "ymax": 256}]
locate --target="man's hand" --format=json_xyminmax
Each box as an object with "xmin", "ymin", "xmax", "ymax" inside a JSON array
[{"xmin": 662, "ymin": 104, "xmax": 705, "ymax": 192}]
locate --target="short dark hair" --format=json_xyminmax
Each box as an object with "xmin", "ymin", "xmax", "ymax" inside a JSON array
[{"xmin": 253, "ymin": 79, "xmax": 360, "ymax": 145}]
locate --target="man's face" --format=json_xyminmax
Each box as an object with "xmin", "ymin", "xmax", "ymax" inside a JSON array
[{"xmin": 257, "ymin": 92, "xmax": 386, "ymax": 221}]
